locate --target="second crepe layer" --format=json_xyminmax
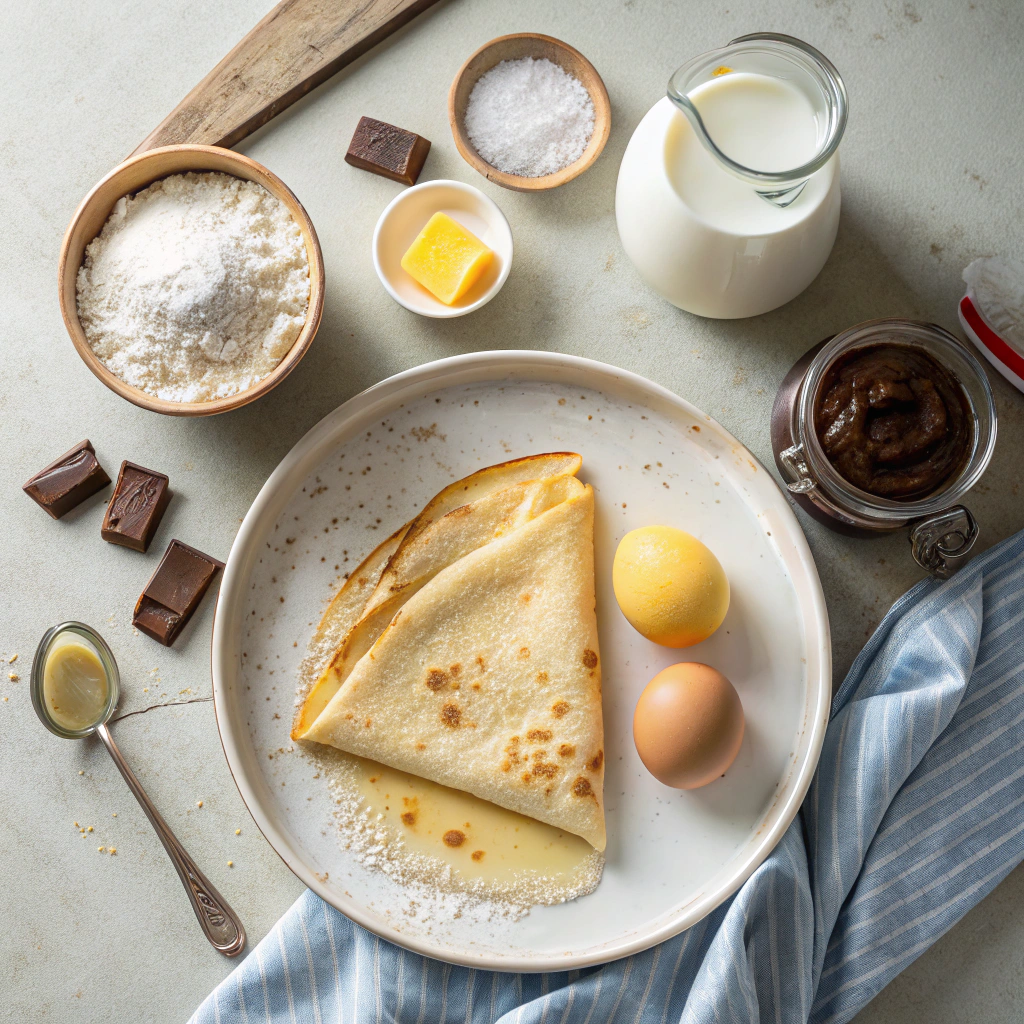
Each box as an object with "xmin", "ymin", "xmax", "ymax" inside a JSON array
[{"xmin": 294, "ymin": 454, "xmax": 606, "ymax": 851}]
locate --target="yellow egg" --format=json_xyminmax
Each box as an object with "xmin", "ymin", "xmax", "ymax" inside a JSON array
[
  {"xmin": 612, "ymin": 526, "xmax": 729, "ymax": 647},
  {"xmin": 633, "ymin": 663, "xmax": 744, "ymax": 789}
]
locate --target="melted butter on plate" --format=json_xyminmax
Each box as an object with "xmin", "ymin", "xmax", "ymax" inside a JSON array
[{"xmin": 338, "ymin": 754, "xmax": 603, "ymax": 906}]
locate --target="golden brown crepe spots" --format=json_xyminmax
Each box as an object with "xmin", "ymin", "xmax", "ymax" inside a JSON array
[
  {"xmin": 552, "ymin": 701, "xmax": 570, "ymax": 717},
  {"xmin": 531, "ymin": 760, "xmax": 559, "ymax": 779},
  {"xmin": 588, "ymin": 750, "xmax": 604, "ymax": 772},
  {"xmin": 526, "ymin": 728, "xmax": 553, "ymax": 742},
  {"xmin": 582, "ymin": 649, "xmax": 598, "ymax": 670},
  {"xmin": 426, "ymin": 668, "xmax": 448, "ymax": 691},
  {"xmin": 443, "ymin": 829, "xmax": 466, "ymax": 847},
  {"xmin": 440, "ymin": 703, "xmax": 461, "ymax": 727},
  {"xmin": 572, "ymin": 776, "xmax": 594, "ymax": 798},
  {"xmin": 502, "ymin": 736, "xmax": 524, "ymax": 772},
  {"xmin": 536, "ymin": 671, "xmax": 549, "ymax": 683},
  {"xmin": 559, "ymin": 743, "xmax": 576, "ymax": 758}
]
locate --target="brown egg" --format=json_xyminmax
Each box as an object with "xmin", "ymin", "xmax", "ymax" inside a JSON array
[{"xmin": 633, "ymin": 663, "xmax": 744, "ymax": 789}]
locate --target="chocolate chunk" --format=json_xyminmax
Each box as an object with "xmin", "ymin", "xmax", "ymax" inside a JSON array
[
  {"xmin": 133, "ymin": 540, "xmax": 224, "ymax": 646},
  {"xmin": 101, "ymin": 461, "xmax": 171, "ymax": 552},
  {"xmin": 345, "ymin": 116, "xmax": 431, "ymax": 185},
  {"xmin": 23, "ymin": 440, "xmax": 110, "ymax": 519}
]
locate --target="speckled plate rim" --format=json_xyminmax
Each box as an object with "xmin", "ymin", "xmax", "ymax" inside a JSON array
[{"xmin": 211, "ymin": 350, "xmax": 832, "ymax": 971}]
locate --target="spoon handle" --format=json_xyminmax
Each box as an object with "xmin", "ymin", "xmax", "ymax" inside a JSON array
[{"xmin": 96, "ymin": 722, "xmax": 246, "ymax": 956}]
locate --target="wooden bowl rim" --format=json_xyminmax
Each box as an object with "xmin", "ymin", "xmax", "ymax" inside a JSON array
[
  {"xmin": 447, "ymin": 32, "xmax": 611, "ymax": 192},
  {"xmin": 58, "ymin": 144, "xmax": 325, "ymax": 417}
]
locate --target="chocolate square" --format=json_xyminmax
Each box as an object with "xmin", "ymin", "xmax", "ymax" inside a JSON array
[
  {"xmin": 101, "ymin": 461, "xmax": 171, "ymax": 552},
  {"xmin": 23, "ymin": 440, "xmax": 110, "ymax": 519},
  {"xmin": 345, "ymin": 116, "xmax": 431, "ymax": 186},
  {"xmin": 133, "ymin": 540, "xmax": 224, "ymax": 646}
]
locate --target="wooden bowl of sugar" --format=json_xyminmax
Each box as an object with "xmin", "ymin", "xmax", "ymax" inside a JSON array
[
  {"xmin": 58, "ymin": 145, "xmax": 325, "ymax": 417},
  {"xmin": 448, "ymin": 33, "xmax": 611, "ymax": 192}
]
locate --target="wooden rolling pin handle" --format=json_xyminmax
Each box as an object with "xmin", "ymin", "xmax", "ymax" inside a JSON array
[{"xmin": 132, "ymin": 0, "xmax": 442, "ymax": 157}]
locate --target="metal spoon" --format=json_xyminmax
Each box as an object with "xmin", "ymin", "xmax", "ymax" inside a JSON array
[{"xmin": 31, "ymin": 621, "xmax": 246, "ymax": 956}]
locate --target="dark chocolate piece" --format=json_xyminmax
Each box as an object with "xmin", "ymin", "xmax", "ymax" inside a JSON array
[
  {"xmin": 345, "ymin": 116, "xmax": 431, "ymax": 185},
  {"xmin": 23, "ymin": 440, "xmax": 110, "ymax": 519},
  {"xmin": 101, "ymin": 461, "xmax": 172, "ymax": 552},
  {"xmin": 133, "ymin": 540, "xmax": 224, "ymax": 646}
]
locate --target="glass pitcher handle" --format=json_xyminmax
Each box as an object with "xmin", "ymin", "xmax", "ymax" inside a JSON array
[{"xmin": 909, "ymin": 506, "xmax": 979, "ymax": 579}]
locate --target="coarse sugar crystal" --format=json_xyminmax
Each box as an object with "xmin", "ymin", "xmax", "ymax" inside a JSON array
[{"xmin": 464, "ymin": 57, "xmax": 595, "ymax": 178}]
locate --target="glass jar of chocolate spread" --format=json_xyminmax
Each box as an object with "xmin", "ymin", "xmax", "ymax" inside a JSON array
[{"xmin": 771, "ymin": 319, "xmax": 997, "ymax": 577}]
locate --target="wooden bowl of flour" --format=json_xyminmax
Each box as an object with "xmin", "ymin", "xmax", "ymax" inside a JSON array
[
  {"xmin": 448, "ymin": 33, "xmax": 611, "ymax": 192},
  {"xmin": 58, "ymin": 145, "xmax": 325, "ymax": 416}
]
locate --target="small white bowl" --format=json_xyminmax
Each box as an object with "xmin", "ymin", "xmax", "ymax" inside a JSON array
[{"xmin": 372, "ymin": 179, "xmax": 513, "ymax": 318}]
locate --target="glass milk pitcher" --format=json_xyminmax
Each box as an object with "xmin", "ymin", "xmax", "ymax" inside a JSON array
[{"xmin": 616, "ymin": 33, "xmax": 848, "ymax": 319}]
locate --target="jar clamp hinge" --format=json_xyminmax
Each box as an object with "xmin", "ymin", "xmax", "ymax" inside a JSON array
[
  {"xmin": 779, "ymin": 443, "xmax": 817, "ymax": 494},
  {"xmin": 909, "ymin": 506, "xmax": 979, "ymax": 579}
]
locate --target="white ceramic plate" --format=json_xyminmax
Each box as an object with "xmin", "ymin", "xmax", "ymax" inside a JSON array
[
  {"xmin": 212, "ymin": 351, "xmax": 831, "ymax": 970},
  {"xmin": 372, "ymin": 179, "xmax": 513, "ymax": 317}
]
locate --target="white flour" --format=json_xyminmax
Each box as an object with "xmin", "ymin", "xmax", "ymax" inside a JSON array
[{"xmin": 77, "ymin": 172, "xmax": 310, "ymax": 403}]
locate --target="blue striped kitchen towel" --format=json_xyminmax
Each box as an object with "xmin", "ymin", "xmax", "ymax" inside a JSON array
[{"xmin": 191, "ymin": 528, "xmax": 1024, "ymax": 1024}]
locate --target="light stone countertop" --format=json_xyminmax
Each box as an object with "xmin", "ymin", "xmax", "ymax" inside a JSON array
[{"xmin": 2, "ymin": 0, "xmax": 1022, "ymax": 1020}]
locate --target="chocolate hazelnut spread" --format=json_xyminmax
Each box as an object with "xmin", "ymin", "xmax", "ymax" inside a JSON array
[{"xmin": 814, "ymin": 344, "xmax": 971, "ymax": 499}]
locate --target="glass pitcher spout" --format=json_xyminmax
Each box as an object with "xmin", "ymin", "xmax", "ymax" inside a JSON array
[{"xmin": 667, "ymin": 33, "xmax": 848, "ymax": 208}]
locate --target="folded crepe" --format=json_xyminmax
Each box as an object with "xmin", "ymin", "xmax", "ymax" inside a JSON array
[{"xmin": 294, "ymin": 454, "xmax": 606, "ymax": 851}]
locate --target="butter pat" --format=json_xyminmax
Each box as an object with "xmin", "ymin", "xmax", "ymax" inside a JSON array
[{"xmin": 401, "ymin": 213, "xmax": 493, "ymax": 305}]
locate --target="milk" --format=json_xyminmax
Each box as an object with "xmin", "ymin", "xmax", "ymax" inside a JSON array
[
  {"xmin": 616, "ymin": 73, "xmax": 840, "ymax": 318},
  {"xmin": 669, "ymin": 73, "xmax": 821, "ymax": 233},
  {"xmin": 693, "ymin": 72, "xmax": 819, "ymax": 172}
]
